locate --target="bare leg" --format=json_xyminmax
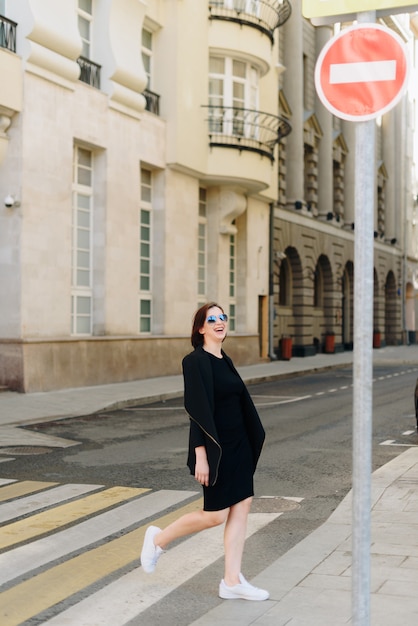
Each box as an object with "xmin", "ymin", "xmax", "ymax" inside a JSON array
[
  {"xmin": 223, "ymin": 497, "xmax": 252, "ymax": 586},
  {"xmin": 154, "ymin": 508, "xmax": 229, "ymax": 549}
]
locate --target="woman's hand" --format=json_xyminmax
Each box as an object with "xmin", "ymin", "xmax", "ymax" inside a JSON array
[{"xmin": 195, "ymin": 446, "xmax": 209, "ymax": 486}]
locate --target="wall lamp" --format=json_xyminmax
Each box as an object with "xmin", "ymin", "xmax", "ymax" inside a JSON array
[{"xmin": 4, "ymin": 194, "xmax": 20, "ymax": 208}]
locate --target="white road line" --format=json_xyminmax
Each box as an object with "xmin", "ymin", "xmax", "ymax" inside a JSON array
[
  {"xmin": 0, "ymin": 490, "xmax": 197, "ymax": 587},
  {"xmin": 403, "ymin": 430, "xmax": 415, "ymax": 436},
  {"xmin": 0, "ymin": 483, "xmax": 103, "ymax": 524},
  {"xmin": 330, "ymin": 60, "xmax": 396, "ymax": 84},
  {"xmin": 380, "ymin": 440, "xmax": 418, "ymax": 447},
  {"xmin": 43, "ymin": 512, "xmax": 282, "ymax": 626}
]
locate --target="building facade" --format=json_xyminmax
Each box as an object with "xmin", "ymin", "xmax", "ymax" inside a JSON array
[
  {"xmin": 0, "ymin": 1, "xmax": 417, "ymax": 393},
  {"xmin": 0, "ymin": 0, "xmax": 291, "ymax": 391},
  {"xmin": 274, "ymin": 2, "xmax": 418, "ymax": 357}
]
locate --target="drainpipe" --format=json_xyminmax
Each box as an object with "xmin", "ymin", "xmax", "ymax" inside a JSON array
[{"xmin": 269, "ymin": 202, "xmax": 278, "ymax": 360}]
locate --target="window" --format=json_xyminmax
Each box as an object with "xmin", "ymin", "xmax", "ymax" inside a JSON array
[
  {"xmin": 78, "ymin": 0, "xmax": 93, "ymax": 59},
  {"xmin": 314, "ymin": 265, "xmax": 324, "ymax": 309},
  {"xmin": 198, "ymin": 188, "xmax": 207, "ymax": 301},
  {"xmin": 209, "ymin": 56, "xmax": 259, "ymax": 138},
  {"xmin": 139, "ymin": 168, "xmax": 152, "ymax": 333},
  {"xmin": 279, "ymin": 258, "xmax": 291, "ymax": 307},
  {"xmin": 229, "ymin": 232, "xmax": 236, "ymax": 331},
  {"xmin": 142, "ymin": 29, "xmax": 152, "ymax": 90},
  {"xmin": 71, "ymin": 146, "xmax": 93, "ymax": 335}
]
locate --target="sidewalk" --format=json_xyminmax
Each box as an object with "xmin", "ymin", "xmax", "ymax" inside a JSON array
[{"xmin": 1, "ymin": 344, "xmax": 418, "ymax": 624}]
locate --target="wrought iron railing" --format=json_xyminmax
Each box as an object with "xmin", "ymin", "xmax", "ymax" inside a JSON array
[
  {"xmin": 202, "ymin": 105, "xmax": 291, "ymax": 161},
  {"xmin": 208, "ymin": 0, "xmax": 292, "ymax": 43},
  {"xmin": 143, "ymin": 88, "xmax": 160, "ymax": 115},
  {"xmin": 0, "ymin": 15, "xmax": 17, "ymax": 53},
  {"xmin": 77, "ymin": 56, "xmax": 101, "ymax": 89}
]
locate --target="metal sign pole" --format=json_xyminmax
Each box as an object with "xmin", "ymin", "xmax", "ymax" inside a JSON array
[{"xmin": 352, "ymin": 10, "xmax": 376, "ymax": 625}]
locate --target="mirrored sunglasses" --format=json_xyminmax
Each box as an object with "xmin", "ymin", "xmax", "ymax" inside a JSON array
[{"xmin": 206, "ymin": 314, "xmax": 228, "ymax": 324}]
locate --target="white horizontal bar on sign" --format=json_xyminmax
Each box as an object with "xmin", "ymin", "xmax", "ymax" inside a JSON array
[{"xmin": 330, "ymin": 60, "xmax": 396, "ymax": 84}]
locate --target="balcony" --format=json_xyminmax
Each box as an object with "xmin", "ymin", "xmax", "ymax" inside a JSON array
[
  {"xmin": 203, "ymin": 105, "xmax": 291, "ymax": 161},
  {"xmin": 143, "ymin": 89, "xmax": 160, "ymax": 115},
  {"xmin": 0, "ymin": 15, "xmax": 17, "ymax": 53},
  {"xmin": 77, "ymin": 56, "xmax": 101, "ymax": 89},
  {"xmin": 208, "ymin": 0, "xmax": 292, "ymax": 43}
]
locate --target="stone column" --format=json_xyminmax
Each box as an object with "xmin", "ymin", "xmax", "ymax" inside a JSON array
[
  {"xmin": 283, "ymin": 0, "xmax": 304, "ymax": 208},
  {"xmin": 315, "ymin": 26, "xmax": 334, "ymax": 219},
  {"xmin": 342, "ymin": 120, "xmax": 355, "ymax": 227},
  {"xmin": 382, "ymin": 109, "xmax": 396, "ymax": 240}
]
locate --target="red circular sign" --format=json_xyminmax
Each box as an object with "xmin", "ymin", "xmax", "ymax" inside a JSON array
[{"xmin": 315, "ymin": 24, "xmax": 409, "ymax": 122}]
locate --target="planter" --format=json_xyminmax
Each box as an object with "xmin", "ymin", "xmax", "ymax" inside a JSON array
[
  {"xmin": 325, "ymin": 333, "xmax": 335, "ymax": 354},
  {"xmin": 373, "ymin": 331, "xmax": 381, "ymax": 349},
  {"xmin": 280, "ymin": 336, "xmax": 292, "ymax": 360}
]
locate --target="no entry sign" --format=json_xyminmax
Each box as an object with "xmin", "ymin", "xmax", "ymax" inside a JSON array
[{"xmin": 315, "ymin": 24, "xmax": 409, "ymax": 121}]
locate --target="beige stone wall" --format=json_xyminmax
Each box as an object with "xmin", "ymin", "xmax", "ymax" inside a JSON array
[{"xmin": 1, "ymin": 333, "xmax": 260, "ymax": 393}]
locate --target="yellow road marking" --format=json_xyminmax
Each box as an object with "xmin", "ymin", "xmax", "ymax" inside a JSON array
[
  {"xmin": 0, "ymin": 486, "xmax": 148, "ymax": 550},
  {"xmin": 0, "ymin": 481, "xmax": 58, "ymax": 503},
  {"xmin": 0, "ymin": 497, "xmax": 203, "ymax": 626}
]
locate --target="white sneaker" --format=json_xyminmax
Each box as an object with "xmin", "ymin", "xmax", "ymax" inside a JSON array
[
  {"xmin": 219, "ymin": 573, "xmax": 269, "ymax": 601},
  {"xmin": 141, "ymin": 525, "xmax": 163, "ymax": 573}
]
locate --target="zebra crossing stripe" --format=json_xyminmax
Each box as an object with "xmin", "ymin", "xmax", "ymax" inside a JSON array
[
  {"xmin": 0, "ymin": 479, "xmax": 16, "ymax": 486},
  {"xmin": 0, "ymin": 480, "xmax": 59, "ymax": 502},
  {"xmin": 0, "ymin": 482, "xmax": 104, "ymax": 524},
  {"xmin": 0, "ymin": 489, "xmax": 198, "ymax": 587},
  {"xmin": 0, "ymin": 497, "xmax": 204, "ymax": 625},
  {"xmin": 0, "ymin": 485, "xmax": 148, "ymax": 550},
  {"xmin": 43, "ymin": 511, "xmax": 282, "ymax": 626}
]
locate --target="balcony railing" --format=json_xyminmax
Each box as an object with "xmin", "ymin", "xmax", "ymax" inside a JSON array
[
  {"xmin": 143, "ymin": 88, "xmax": 160, "ymax": 115},
  {"xmin": 77, "ymin": 56, "xmax": 101, "ymax": 89},
  {"xmin": 203, "ymin": 105, "xmax": 291, "ymax": 161},
  {"xmin": 209, "ymin": 0, "xmax": 292, "ymax": 43},
  {"xmin": 0, "ymin": 15, "xmax": 17, "ymax": 53}
]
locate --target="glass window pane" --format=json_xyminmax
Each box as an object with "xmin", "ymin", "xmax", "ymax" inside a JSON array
[
  {"xmin": 142, "ymin": 29, "xmax": 152, "ymax": 50},
  {"xmin": 140, "ymin": 299, "xmax": 151, "ymax": 315},
  {"xmin": 141, "ymin": 169, "xmax": 151, "ymax": 185},
  {"xmin": 141, "ymin": 242, "xmax": 150, "ymax": 257},
  {"xmin": 140, "ymin": 276, "xmax": 150, "ymax": 290},
  {"xmin": 78, "ymin": 16, "xmax": 90, "ymax": 40},
  {"xmin": 78, "ymin": 148, "xmax": 92, "ymax": 167},
  {"xmin": 77, "ymin": 250, "xmax": 90, "ymax": 268},
  {"xmin": 140, "ymin": 226, "xmax": 150, "ymax": 242},
  {"xmin": 209, "ymin": 57, "xmax": 224, "ymax": 74},
  {"xmin": 140, "ymin": 259, "xmax": 150, "ymax": 274},
  {"xmin": 233, "ymin": 60, "xmax": 246, "ymax": 78},
  {"xmin": 77, "ymin": 209, "xmax": 90, "ymax": 228},
  {"xmin": 141, "ymin": 186, "xmax": 151, "ymax": 202},
  {"xmin": 142, "ymin": 53, "xmax": 151, "ymax": 75},
  {"xmin": 77, "ymin": 269, "xmax": 90, "ymax": 286},
  {"xmin": 78, "ymin": 167, "xmax": 92, "ymax": 186},
  {"xmin": 77, "ymin": 229, "xmax": 90, "ymax": 248},
  {"xmin": 141, "ymin": 209, "xmax": 150, "ymax": 225},
  {"xmin": 77, "ymin": 296, "xmax": 91, "ymax": 314},
  {"xmin": 77, "ymin": 316, "xmax": 91, "ymax": 334},
  {"xmin": 77, "ymin": 194, "xmax": 90, "ymax": 210},
  {"xmin": 140, "ymin": 317, "xmax": 151, "ymax": 332},
  {"xmin": 79, "ymin": 0, "xmax": 92, "ymax": 14}
]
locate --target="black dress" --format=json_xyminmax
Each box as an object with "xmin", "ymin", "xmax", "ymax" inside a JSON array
[{"xmin": 203, "ymin": 353, "xmax": 254, "ymax": 511}]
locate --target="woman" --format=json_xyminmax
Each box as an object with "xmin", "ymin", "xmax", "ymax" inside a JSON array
[{"xmin": 140, "ymin": 302, "xmax": 268, "ymax": 601}]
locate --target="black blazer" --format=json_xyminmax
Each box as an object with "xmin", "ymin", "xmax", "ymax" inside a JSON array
[{"xmin": 182, "ymin": 345, "xmax": 265, "ymax": 486}]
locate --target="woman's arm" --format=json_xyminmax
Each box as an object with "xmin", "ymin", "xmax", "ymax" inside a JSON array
[{"xmin": 194, "ymin": 445, "xmax": 209, "ymax": 486}]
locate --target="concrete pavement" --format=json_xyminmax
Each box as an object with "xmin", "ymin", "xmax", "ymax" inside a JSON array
[{"xmin": 1, "ymin": 345, "xmax": 418, "ymax": 624}]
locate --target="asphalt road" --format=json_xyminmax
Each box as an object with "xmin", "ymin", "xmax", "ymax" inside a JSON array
[
  {"xmin": 1, "ymin": 363, "xmax": 417, "ymax": 624},
  {"xmin": 3, "ymin": 364, "xmax": 417, "ymax": 553}
]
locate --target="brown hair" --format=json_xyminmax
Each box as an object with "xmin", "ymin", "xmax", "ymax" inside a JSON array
[{"xmin": 191, "ymin": 302, "xmax": 225, "ymax": 348}]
